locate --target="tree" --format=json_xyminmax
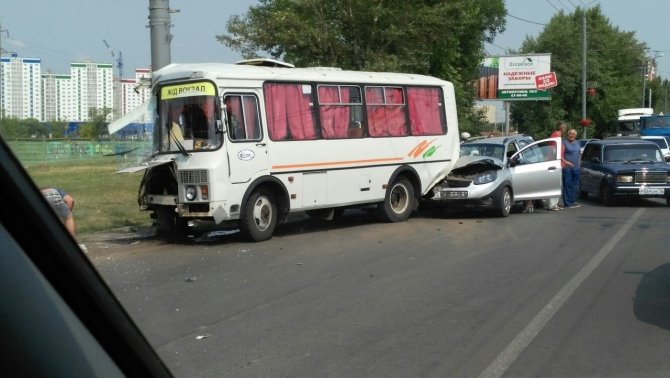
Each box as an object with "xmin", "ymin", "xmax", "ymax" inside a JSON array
[
  {"xmin": 510, "ymin": 6, "xmax": 647, "ymax": 138},
  {"xmin": 0, "ymin": 117, "xmax": 22, "ymax": 139},
  {"xmin": 80, "ymin": 108, "xmax": 112, "ymax": 139},
  {"xmin": 217, "ymin": 0, "xmax": 506, "ymax": 114}
]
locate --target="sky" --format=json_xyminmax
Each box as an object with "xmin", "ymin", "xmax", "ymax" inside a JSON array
[{"xmin": 1, "ymin": 0, "xmax": 668, "ymax": 78}]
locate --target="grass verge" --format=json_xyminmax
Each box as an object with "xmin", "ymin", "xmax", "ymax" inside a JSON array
[{"xmin": 24, "ymin": 158, "xmax": 152, "ymax": 234}]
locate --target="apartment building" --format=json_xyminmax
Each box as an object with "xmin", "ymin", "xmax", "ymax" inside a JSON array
[
  {"xmin": 0, "ymin": 53, "xmax": 42, "ymax": 120},
  {"xmin": 69, "ymin": 62, "xmax": 114, "ymax": 122},
  {"xmin": 2, "ymin": 53, "xmax": 151, "ymax": 123},
  {"xmin": 120, "ymin": 68, "xmax": 151, "ymax": 116}
]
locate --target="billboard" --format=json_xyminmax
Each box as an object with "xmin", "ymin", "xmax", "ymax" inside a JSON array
[{"xmin": 476, "ymin": 54, "xmax": 553, "ymax": 101}]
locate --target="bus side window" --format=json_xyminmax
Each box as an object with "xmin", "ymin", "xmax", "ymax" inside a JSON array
[{"xmin": 225, "ymin": 95, "xmax": 261, "ymax": 141}]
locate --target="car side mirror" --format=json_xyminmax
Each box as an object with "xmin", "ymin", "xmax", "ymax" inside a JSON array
[
  {"xmin": 665, "ymin": 155, "xmax": 670, "ymax": 163},
  {"xmin": 508, "ymin": 156, "xmax": 519, "ymax": 167}
]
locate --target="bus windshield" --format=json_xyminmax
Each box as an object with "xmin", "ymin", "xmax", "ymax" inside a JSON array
[{"xmin": 156, "ymin": 81, "xmax": 223, "ymax": 153}]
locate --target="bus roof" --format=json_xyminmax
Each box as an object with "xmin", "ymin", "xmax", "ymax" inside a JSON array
[
  {"xmin": 617, "ymin": 108, "xmax": 653, "ymax": 119},
  {"xmin": 152, "ymin": 62, "xmax": 452, "ymax": 88}
]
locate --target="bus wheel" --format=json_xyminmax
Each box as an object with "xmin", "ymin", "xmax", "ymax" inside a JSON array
[
  {"xmin": 377, "ymin": 177, "xmax": 415, "ymax": 222},
  {"xmin": 240, "ymin": 189, "xmax": 277, "ymax": 242}
]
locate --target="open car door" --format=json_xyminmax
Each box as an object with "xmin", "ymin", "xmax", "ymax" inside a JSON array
[{"xmin": 508, "ymin": 137, "xmax": 562, "ymax": 201}]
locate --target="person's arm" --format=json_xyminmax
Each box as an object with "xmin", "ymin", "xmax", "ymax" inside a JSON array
[{"xmin": 62, "ymin": 194, "xmax": 75, "ymax": 211}]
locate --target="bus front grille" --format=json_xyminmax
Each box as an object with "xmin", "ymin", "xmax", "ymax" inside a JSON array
[{"xmin": 180, "ymin": 170, "xmax": 209, "ymax": 184}]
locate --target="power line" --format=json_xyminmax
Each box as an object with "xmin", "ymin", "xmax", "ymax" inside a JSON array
[
  {"xmin": 507, "ymin": 14, "xmax": 547, "ymax": 26},
  {"xmin": 545, "ymin": 0, "xmax": 561, "ymax": 12}
]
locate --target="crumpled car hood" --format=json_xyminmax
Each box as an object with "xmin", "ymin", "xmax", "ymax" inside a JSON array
[{"xmin": 451, "ymin": 156, "xmax": 504, "ymax": 174}]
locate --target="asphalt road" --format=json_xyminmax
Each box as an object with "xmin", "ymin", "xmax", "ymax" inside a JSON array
[{"xmin": 85, "ymin": 198, "xmax": 670, "ymax": 378}]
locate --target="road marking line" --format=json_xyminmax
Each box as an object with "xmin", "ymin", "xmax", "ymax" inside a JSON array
[{"xmin": 478, "ymin": 208, "xmax": 645, "ymax": 378}]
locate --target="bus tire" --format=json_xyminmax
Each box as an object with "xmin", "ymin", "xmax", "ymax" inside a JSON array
[
  {"xmin": 240, "ymin": 188, "xmax": 277, "ymax": 242},
  {"xmin": 377, "ymin": 177, "xmax": 415, "ymax": 222}
]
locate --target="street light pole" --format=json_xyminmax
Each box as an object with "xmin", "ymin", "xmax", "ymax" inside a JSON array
[
  {"xmin": 642, "ymin": 51, "xmax": 664, "ymax": 110},
  {"xmin": 581, "ymin": 10, "xmax": 587, "ymax": 139},
  {"xmin": 641, "ymin": 64, "xmax": 647, "ymax": 108}
]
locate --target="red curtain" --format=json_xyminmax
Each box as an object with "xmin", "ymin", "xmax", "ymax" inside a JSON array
[
  {"xmin": 225, "ymin": 97, "xmax": 245, "ymax": 139},
  {"xmin": 243, "ymin": 96, "xmax": 259, "ymax": 139},
  {"xmin": 366, "ymin": 87, "xmax": 407, "ymax": 137},
  {"xmin": 407, "ymin": 87, "xmax": 443, "ymax": 135},
  {"xmin": 319, "ymin": 86, "xmax": 351, "ymax": 139},
  {"xmin": 264, "ymin": 83, "xmax": 317, "ymax": 140}
]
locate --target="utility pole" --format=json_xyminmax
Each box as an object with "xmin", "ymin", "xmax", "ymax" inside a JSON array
[
  {"xmin": 148, "ymin": 0, "xmax": 176, "ymax": 72},
  {"xmin": 581, "ymin": 10, "xmax": 587, "ymax": 139},
  {"xmin": 641, "ymin": 64, "xmax": 647, "ymax": 108}
]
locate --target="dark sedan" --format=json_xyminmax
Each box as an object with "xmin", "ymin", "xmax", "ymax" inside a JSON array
[{"xmin": 579, "ymin": 139, "xmax": 670, "ymax": 206}]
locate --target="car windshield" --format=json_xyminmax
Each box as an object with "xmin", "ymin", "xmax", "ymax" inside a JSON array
[
  {"xmin": 459, "ymin": 143, "xmax": 505, "ymax": 160},
  {"xmin": 603, "ymin": 144, "xmax": 664, "ymax": 162}
]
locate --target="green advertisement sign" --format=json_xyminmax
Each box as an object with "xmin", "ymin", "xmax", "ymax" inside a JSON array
[{"xmin": 497, "ymin": 89, "xmax": 550, "ymax": 100}]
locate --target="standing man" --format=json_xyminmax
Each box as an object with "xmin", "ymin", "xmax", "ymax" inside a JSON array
[
  {"xmin": 562, "ymin": 128, "xmax": 582, "ymax": 208},
  {"xmin": 547, "ymin": 121, "xmax": 566, "ymax": 211}
]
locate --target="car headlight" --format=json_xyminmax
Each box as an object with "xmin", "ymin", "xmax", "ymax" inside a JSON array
[
  {"xmin": 616, "ymin": 175, "xmax": 633, "ymax": 183},
  {"xmin": 473, "ymin": 171, "xmax": 497, "ymax": 185},
  {"xmin": 185, "ymin": 185, "xmax": 197, "ymax": 201}
]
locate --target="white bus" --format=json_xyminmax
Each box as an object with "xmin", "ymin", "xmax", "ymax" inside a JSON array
[
  {"xmin": 617, "ymin": 107, "xmax": 654, "ymax": 135},
  {"xmin": 111, "ymin": 61, "xmax": 460, "ymax": 241}
]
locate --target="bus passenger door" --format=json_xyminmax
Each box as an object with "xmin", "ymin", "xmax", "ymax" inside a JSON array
[{"xmin": 224, "ymin": 93, "xmax": 270, "ymax": 183}]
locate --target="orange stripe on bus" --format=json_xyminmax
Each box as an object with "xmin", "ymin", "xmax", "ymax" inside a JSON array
[
  {"xmin": 272, "ymin": 157, "xmax": 404, "ymax": 170},
  {"xmin": 408, "ymin": 139, "xmax": 437, "ymax": 158}
]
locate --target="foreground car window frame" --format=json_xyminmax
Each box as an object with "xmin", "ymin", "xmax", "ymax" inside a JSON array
[{"xmin": 0, "ymin": 137, "xmax": 172, "ymax": 377}]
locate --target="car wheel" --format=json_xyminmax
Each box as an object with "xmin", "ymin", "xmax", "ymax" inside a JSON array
[
  {"xmin": 376, "ymin": 177, "xmax": 415, "ymax": 222},
  {"xmin": 497, "ymin": 186, "xmax": 512, "ymax": 217},
  {"xmin": 600, "ymin": 182, "xmax": 616, "ymax": 207},
  {"xmin": 666, "ymin": 196, "xmax": 670, "ymax": 207},
  {"xmin": 240, "ymin": 188, "xmax": 277, "ymax": 242}
]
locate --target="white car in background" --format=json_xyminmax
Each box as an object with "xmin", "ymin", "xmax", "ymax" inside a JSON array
[{"xmin": 641, "ymin": 136, "xmax": 670, "ymax": 162}]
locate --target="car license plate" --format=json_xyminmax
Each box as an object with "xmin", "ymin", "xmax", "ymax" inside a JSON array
[
  {"xmin": 441, "ymin": 191, "xmax": 468, "ymax": 199},
  {"xmin": 639, "ymin": 187, "xmax": 664, "ymax": 195}
]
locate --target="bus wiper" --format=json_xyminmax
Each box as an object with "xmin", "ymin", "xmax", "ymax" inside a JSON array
[{"xmin": 169, "ymin": 128, "xmax": 189, "ymax": 157}]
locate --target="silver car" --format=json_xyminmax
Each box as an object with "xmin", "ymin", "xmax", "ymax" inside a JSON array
[{"xmin": 428, "ymin": 136, "xmax": 563, "ymax": 216}]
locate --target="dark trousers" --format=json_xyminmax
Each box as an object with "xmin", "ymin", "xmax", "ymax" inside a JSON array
[{"xmin": 562, "ymin": 167, "xmax": 580, "ymax": 207}]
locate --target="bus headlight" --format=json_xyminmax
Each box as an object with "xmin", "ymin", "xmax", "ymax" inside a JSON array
[{"xmin": 185, "ymin": 186, "xmax": 197, "ymax": 201}]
